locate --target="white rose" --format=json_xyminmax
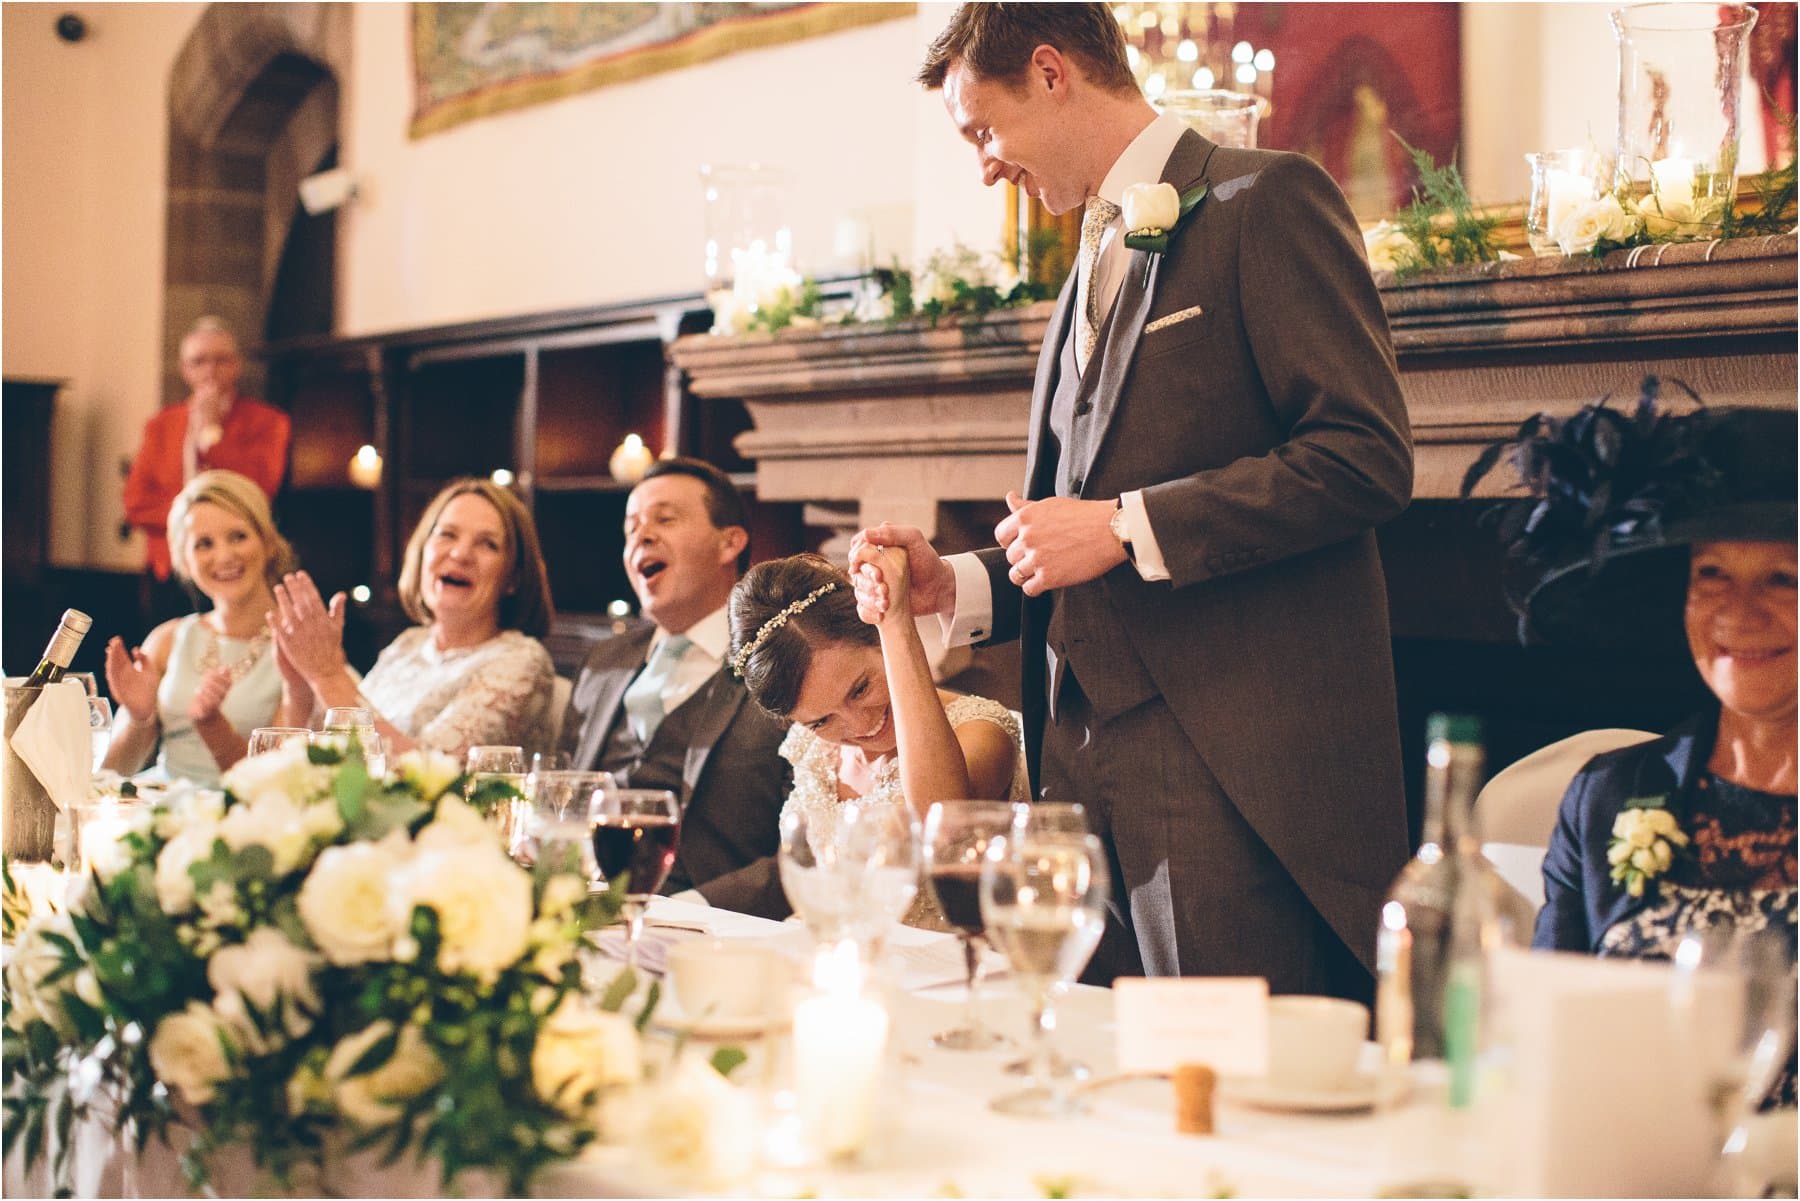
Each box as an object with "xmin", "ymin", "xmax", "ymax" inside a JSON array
[
  {"xmin": 208, "ymin": 927, "xmax": 321, "ymax": 1048},
  {"xmin": 222, "ymin": 741, "xmax": 328, "ymax": 809},
  {"xmin": 149, "ymin": 1002, "xmax": 232, "ymax": 1106},
  {"xmin": 155, "ymin": 825, "xmax": 220, "ymax": 914},
  {"xmin": 640, "ymin": 1057, "xmax": 757, "ymax": 1189},
  {"xmin": 219, "ymin": 794, "xmax": 316, "ymax": 876},
  {"xmin": 540, "ymin": 873, "xmax": 586, "ymax": 919},
  {"xmin": 153, "ymin": 787, "xmax": 225, "ymax": 841},
  {"xmin": 1122, "ymin": 181, "xmax": 1180, "ymax": 234},
  {"xmin": 85, "ymin": 805, "xmax": 153, "ymax": 884},
  {"xmin": 4, "ymin": 912, "xmax": 78, "ymax": 1034},
  {"xmin": 706, "ymin": 288, "xmax": 747, "ymax": 336},
  {"xmin": 394, "ymin": 748, "xmax": 462, "ymax": 802},
  {"xmin": 413, "ymin": 794, "xmax": 495, "ymax": 855},
  {"xmin": 197, "ymin": 879, "xmax": 244, "ymax": 930},
  {"xmin": 531, "ymin": 996, "xmax": 641, "ymax": 1116},
  {"xmin": 1555, "ymin": 194, "xmax": 1638, "ymax": 254},
  {"xmin": 299, "ymin": 838, "xmax": 409, "ymax": 965},
  {"xmin": 326, "ymin": 1021, "xmax": 442, "ymax": 1128},
  {"xmin": 1363, "ymin": 221, "xmax": 1412, "ymax": 272},
  {"xmin": 397, "ymin": 843, "xmax": 533, "ymax": 983}
]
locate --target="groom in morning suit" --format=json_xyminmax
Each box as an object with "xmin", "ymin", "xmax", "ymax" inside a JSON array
[
  {"xmin": 862, "ymin": 3, "xmax": 1413, "ymax": 1000},
  {"xmin": 559, "ymin": 458, "xmax": 791, "ymax": 919}
]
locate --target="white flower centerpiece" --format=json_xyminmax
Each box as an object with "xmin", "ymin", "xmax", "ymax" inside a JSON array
[{"xmin": 1, "ymin": 740, "xmax": 646, "ymax": 1195}]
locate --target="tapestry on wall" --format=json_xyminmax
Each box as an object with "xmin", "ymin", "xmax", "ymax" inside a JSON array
[{"xmin": 411, "ymin": 2, "xmax": 915, "ymax": 138}]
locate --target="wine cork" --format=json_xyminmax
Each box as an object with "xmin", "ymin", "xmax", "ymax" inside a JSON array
[{"xmin": 1173, "ymin": 1063, "xmax": 1216, "ymax": 1135}]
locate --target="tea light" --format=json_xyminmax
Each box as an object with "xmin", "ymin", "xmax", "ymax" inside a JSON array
[
  {"xmin": 792, "ymin": 942, "xmax": 888, "ymax": 1160},
  {"xmin": 609, "ymin": 434, "xmax": 655, "ymax": 483},
  {"xmin": 1544, "ymin": 168, "xmax": 1592, "ymax": 240},
  {"xmin": 348, "ymin": 445, "xmax": 383, "ymax": 489},
  {"xmin": 74, "ymin": 797, "xmax": 146, "ymax": 880}
]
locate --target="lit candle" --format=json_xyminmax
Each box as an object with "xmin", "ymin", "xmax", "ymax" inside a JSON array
[
  {"xmin": 1649, "ymin": 156, "xmax": 1696, "ymax": 216},
  {"xmin": 74, "ymin": 797, "xmax": 145, "ymax": 880},
  {"xmin": 609, "ymin": 434, "xmax": 655, "ymax": 483},
  {"xmin": 792, "ymin": 943, "xmax": 889, "ymax": 1160},
  {"xmin": 1544, "ymin": 168, "xmax": 1592, "ymax": 241},
  {"xmin": 348, "ymin": 445, "xmax": 383, "ymax": 489}
]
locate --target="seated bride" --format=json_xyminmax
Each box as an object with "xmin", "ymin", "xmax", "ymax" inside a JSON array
[{"xmin": 727, "ymin": 550, "xmax": 1028, "ymax": 927}]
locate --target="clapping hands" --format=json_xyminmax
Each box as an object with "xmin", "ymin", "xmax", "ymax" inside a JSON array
[
  {"xmin": 103, "ymin": 636, "xmax": 161, "ymax": 723},
  {"xmin": 187, "ymin": 665, "xmax": 234, "ymax": 724},
  {"xmin": 269, "ymin": 571, "xmax": 349, "ymax": 688}
]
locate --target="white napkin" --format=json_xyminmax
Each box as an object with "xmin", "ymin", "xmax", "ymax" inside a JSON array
[
  {"xmin": 1488, "ymin": 946, "xmax": 1737, "ymax": 1197},
  {"xmin": 11, "ymin": 679, "xmax": 92, "ymax": 813}
]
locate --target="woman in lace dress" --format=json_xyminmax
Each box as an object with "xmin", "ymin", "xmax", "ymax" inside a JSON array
[
  {"xmin": 271, "ymin": 478, "xmax": 557, "ymax": 759},
  {"xmin": 103, "ymin": 470, "xmax": 308, "ymax": 785},
  {"xmin": 729, "ymin": 552, "xmax": 1028, "ymax": 926}
]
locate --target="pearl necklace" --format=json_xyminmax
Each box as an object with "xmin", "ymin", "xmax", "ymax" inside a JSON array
[{"xmin": 197, "ymin": 622, "xmax": 272, "ymax": 686}]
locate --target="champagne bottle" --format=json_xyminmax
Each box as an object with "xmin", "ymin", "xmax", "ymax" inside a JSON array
[{"xmin": 22, "ymin": 609, "xmax": 93, "ymax": 686}]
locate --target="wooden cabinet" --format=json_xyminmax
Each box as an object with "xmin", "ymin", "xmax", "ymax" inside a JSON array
[{"xmin": 262, "ymin": 295, "xmax": 808, "ymax": 673}]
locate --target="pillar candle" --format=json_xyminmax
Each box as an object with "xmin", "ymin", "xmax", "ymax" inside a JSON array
[{"xmin": 792, "ymin": 988, "xmax": 888, "ymax": 1159}]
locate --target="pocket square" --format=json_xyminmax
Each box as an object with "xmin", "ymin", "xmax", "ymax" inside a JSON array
[{"xmin": 1145, "ymin": 305, "xmax": 1205, "ymax": 334}]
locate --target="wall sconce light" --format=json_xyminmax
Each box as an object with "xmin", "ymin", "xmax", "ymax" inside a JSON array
[
  {"xmin": 609, "ymin": 433, "xmax": 655, "ymax": 483},
  {"xmin": 348, "ymin": 444, "xmax": 382, "ymax": 489},
  {"xmin": 299, "ymin": 167, "xmax": 361, "ymax": 216}
]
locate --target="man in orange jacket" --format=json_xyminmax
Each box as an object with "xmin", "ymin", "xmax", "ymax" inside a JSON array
[{"xmin": 123, "ymin": 317, "xmax": 290, "ymax": 626}]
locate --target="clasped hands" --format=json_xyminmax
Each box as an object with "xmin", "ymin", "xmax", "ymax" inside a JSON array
[{"xmin": 852, "ymin": 491, "xmax": 1126, "ymax": 618}]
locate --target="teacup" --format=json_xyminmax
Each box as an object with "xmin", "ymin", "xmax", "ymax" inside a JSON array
[
  {"xmin": 1265, "ymin": 995, "xmax": 1368, "ymax": 1092},
  {"xmin": 664, "ymin": 939, "xmax": 792, "ymax": 1029}
]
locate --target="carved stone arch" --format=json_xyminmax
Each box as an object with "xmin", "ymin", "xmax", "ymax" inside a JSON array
[{"xmin": 162, "ymin": 2, "xmax": 351, "ymax": 404}]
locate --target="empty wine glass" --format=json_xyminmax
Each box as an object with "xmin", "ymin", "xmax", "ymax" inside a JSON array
[
  {"xmin": 322, "ymin": 706, "xmax": 374, "ymax": 731},
  {"xmin": 515, "ymin": 770, "xmax": 613, "ymax": 868},
  {"xmin": 588, "ymin": 786, "xmax": 682, "ymax": 975},
  {"xmin": 86, "ymin": 697, "xmax": 113, "ymax": 773},
  {"xmin": 980, "ymin": 830, "xmax": 1109, "ymax": 1118},
  {"xmin": 1672, "ymin": 922, "xmax": 1799, "ymax": 1191},
  {"xmin": 779, "ymin": 801, "xmax": 921, "ymax": 954},
  {"xmin": 248, "ymin": 726, "xmax": 310, "ymax": 757},
  {"xmin": 464, "ymin": 745, "xmax": 526, "ymax": 816},
  {"xmin": 922, "ymin": 800, "xmax": 1020, "ymax": 1051}
]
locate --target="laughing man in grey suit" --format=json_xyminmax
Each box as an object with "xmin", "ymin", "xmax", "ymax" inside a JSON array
[
  {"xmin": 560, "ymin": 458, "xmax": 791, "ymax": 919},
  {"xmin": 860, "ymin": 4, "xmax": 1413, "ymax": 1001}
]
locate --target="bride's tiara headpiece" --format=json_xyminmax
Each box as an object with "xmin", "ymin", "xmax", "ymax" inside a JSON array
[{"xmin": 729, "ymin": 582, "xmax": 837, "ymax": 678}]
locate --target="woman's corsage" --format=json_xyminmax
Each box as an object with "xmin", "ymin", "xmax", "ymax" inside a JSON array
[{"xmin": 1607, "ymin": 796, "xmax": 1689, "ymax": 898}]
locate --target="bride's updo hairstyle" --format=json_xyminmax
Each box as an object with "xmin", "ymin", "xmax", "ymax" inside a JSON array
[{"xmin": 728, "ymin": 553, "xmax": 878, "ymax": 720}]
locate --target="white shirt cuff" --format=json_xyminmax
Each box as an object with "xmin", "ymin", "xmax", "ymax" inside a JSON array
[
  {"xmin": 939, "ymin": 552, "xmax": 994, "ymax": 647},
  {"xmin": 1120, "ymin": 490, "xmax": 1171, "ymax": 582}
]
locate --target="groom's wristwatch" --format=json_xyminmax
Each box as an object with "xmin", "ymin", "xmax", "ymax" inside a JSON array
[{"xmin": 1109, "ymin": 499, "xmax": 1137, "ymax": 565}]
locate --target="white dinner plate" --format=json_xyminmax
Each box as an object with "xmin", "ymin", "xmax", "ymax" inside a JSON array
[{"xmin": 1219, "ymin": 1069, "xmax": 1403, "ymax": 1114}]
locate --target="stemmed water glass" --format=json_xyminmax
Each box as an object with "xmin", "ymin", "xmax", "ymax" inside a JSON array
[
  {"xmin": 464, "ymin": 745, "xmax": 526, "ymax": 816},
  {"xmin": 921, "ymin": 800, "xmax": 1020, "ymax": 1051},
  {"xmin": 588, "ymin": 786, "xmax": 682, "ymax": 976},
  {"xmin": 979, "ymin": 829, "xmax": 1109, "ymax": 1117},
  {"xmin": 778, "ymin": 801, "xmax": 921, "ymax": 953},
  {"xmin": 318, "ymin": 708, "xmax": 384, "ymax": 776},
  {"xmin": 86, "ymin": 697, "xmax": 113, "ymax": 773},
  {"xmin": 513, "ymin": 769, "xmax": 613, "ymax": 869}
]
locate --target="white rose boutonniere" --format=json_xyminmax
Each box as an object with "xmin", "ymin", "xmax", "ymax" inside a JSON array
[
  {"xmin": 1121, "ymin": 179, "xmax": 1209, "ymax": 263},
  {"xmin": 1607, "ymin": 798, "xmax": 1689, "ymax": 898}
]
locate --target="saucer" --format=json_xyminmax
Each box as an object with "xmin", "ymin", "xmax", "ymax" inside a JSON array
[{"xmin": 1219, "ymin": 1069, "xmax": 1401, "ymax": 1113}]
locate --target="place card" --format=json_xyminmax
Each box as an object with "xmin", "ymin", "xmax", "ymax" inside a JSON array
[{"xmin": 1115, "ymin": 977, "xmax": 1269, "ymax": 1076}]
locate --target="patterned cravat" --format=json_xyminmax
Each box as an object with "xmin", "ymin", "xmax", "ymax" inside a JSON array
[
  {"xmin": 622, "ymin": 634, "xmax": 692, "ymax": 744},
  {"xmin": 1075, "ymin": 196, "xmax": 1122, "ymax": 372}
]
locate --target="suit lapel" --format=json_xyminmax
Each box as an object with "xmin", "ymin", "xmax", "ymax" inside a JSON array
[
  {"xmin": 679, "ymin": 671, "xmax": 750, "ymax": 803},
  {"xmin": 1024, "ymin": 270, "xmax": 1079, "ymax": 500},
  {"xmin": 1070, "ymin": 130, "xmax": 1220, "ymax": 491},
  {"xmin": 577, "ymin": 628, "xmax": 650, "ymax": 770}
]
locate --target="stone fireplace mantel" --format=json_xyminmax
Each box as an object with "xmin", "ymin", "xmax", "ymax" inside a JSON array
[{"xmin": 668, "ymin": 234, "xmax": 1796, "ymax": 532}]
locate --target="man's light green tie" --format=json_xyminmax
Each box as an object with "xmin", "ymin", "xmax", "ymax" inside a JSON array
[
  {"xmin": 1076, "ymin": 196, "xmax": 1122, "ymax": 373},
  {"xmin": 623, "ymin": 634, "xmax": 692, "ymax": 744}
]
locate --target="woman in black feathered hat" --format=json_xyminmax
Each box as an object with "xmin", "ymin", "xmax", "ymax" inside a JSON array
[{"xmin": 1467, "ymin": 381, "xmax": 1795, "ymax": 983}]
